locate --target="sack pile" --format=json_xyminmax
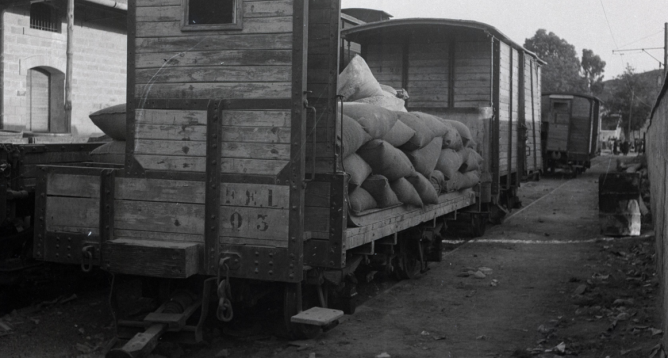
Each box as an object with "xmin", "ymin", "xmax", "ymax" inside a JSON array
[{"xmin": 339, "ymin": 55, "xmax": 483, "ymax": 215}]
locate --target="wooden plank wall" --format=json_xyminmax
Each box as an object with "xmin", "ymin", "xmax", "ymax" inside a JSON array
[
  {"xmin": 19, "ymin": 145, "xmax": 98, "ymax": 187},
  {"xmin": 453, "ymin": 34, "xmax": 491, "ymax": 107},
  {"xmin": 306, "ymin": 0, "xmax": 340, "ymax": 174},
  {"xmin": 534, "ymin": 63, "xmax": 543, "ymax": 169},
  {"xmin": 134, "ymin": 108, "xmax": 292, "ymax": 175},
  {"xmin": 133, "ymin": 0, "xmax": 295, "ymax": 176},
  {"xmin": 406, "ymin": 35, "xmax": 449, "ymax": 108},
  {"xmin": 45, "ymin": 174, "xmax": 291, "ymax": 248},
  {"xmin": 365, "ymin": 42, "xmax": 403, "ymax": 90},
  {"xmin": 497, "ymin": 42, "xmax": 512, "ymax": 177},
  {"xmin": 569, "ymin": 96, "xmax": 592, "ymax": 154},
  {"xmin": 523, "ymin": 57, "xmax": 539, "ymax": 172},
  {"xmin": 134, "ymin": 0, "xmax": 294, "ymax": 101}
]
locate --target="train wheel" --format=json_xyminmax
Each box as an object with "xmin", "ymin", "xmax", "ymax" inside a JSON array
[
  {"xmin": 470, "ymin": 214, "xmax": 486, "ymax": 238},
  {"xmin": 282, "ymin": 283, "xmax": 321, "ymax": 340},
  {"xmin": 393, "ymin": 238, "xmax": 419, "ymax": 280}
]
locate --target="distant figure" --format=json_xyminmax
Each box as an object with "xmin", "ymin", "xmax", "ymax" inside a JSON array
[
  {"xmin": 621, "ymin": 141, "xmax": 630, "ymax": 156},
  {"xmin": 613, "ymin": 139, "xmax": 619, "ymax": 155}
]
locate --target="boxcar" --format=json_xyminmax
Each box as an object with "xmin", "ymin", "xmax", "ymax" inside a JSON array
[
  {"xmin": 342, "ymin": 18, "xmax": 544, "ymax": 221},
  {"xmin": 541, "ymin": 93, "xmax": 601, "ymax": 175},
  {"xmin": 31, "ymin": 2, "xmax": 510, "ymax": 356}
]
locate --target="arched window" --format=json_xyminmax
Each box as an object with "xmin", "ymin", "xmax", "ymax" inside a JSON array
[{"xmin": 30, "ymin": 2, "xmax": 61, "ymax": 33}]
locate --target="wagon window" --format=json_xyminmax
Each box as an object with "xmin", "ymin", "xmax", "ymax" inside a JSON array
[
  {"xmin": 552, "ymin": 101, "xmax": 570, "ymax": 124},
  {"xmin": 182, "ymin": 0, "xmax": 242, "ymax": 31}
]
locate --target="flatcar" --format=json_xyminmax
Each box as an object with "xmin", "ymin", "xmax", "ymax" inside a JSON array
[
  {"xmin": 31, "ymin": 2, "xmax": 543, "ymax": 357},
  {"xmin": 342, "ymin": 18, "xmax": 545, "ymax": 221},
  {"xmin": 541, "ymin": 93, "xmax": 602, "ymax": 175}
]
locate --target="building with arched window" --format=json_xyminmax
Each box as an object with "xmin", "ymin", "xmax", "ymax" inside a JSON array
[{"xmin": 1, "ymin": 0, "xmax": 127, "ymax": 136}]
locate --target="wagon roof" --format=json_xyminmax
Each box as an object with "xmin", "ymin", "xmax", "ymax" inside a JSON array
[
  {"xmin": 341, "ymin": 17, "xmax": 546, "ymax": 65},
  {"xmin": 543, "ymin": 92, "xmax": 603, "ymax": 104}
]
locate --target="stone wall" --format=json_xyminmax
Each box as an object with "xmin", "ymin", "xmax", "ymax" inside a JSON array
[{"xmin": 1, "ymin": 1, "xmax": 126, "ymax": 135}]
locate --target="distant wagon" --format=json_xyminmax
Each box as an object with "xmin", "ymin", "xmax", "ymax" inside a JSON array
[
  {"xmin": 342, "ymin": 18, "xmax": 545, "ymax": 220},
  {"xmin": 541, "ymin": 93, "xmax": 602, "ymax": 176}
]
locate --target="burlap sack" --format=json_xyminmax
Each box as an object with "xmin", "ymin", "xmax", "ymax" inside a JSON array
[
  {"xmin": 355, "ymin": 91, "xmax": 407, "ymax": 112},
  {"xmin": 459, "ymin": 147, "xmax": 483, "ymax": 173},
  {"xmin": 89, "ymin": 103, "xmax": 126, "ymax": 141},
  {"xmin": 390, "ymin": 177, "xmax": 423, "ymax": 208},
  {"xmin": 349, "ymin": 187, "xmax": 378, "ymax": 213},
  {"xmin": 383, "ymin": 120, "xmax": 415, "ymax": 147},
  {"xmin": 357, "ymin": 140, "xmax": 415, "ymax": 181},
  {"xmin": 361, "ymin": 175, "xmax": 402, "ymax": 208},
  {"xmin": 90, "ymin": 140, "xmax": 125, "ymax": 164},
  {"xmin": 337, "ymin": 55, "xmax": 385, "ymax": 102},
  {"xmin": 436, "ymin": 148, "xmax": 463, "ymax": 180},
  {"xmin": 343, "ymin": 153, "xmax": 372, "ymax": 191},
  {"xmin": 339, "ymin": 113, "xmax": 372, "ymax": 159},
  {"xmin": 411, "ymin": 112, "xmax": 448, "ymax": 137},
  {"xmin": 403, "ymin": 137, "xmax": 443, "ymax": 177},
  {"xmin": 446, "ymin": 119, "xmax": 476, "ymax": 148},
  {"xmin": 447, "ymin": 171, "xmax": 480, "ymax": 191},
  {"xmin": 442, "ymin": 122, "xmax": 463, "ymax": 150},
  {"xmin": 429, "ymin": 170, "xmax": 446, "ymax": 195},
  {"xmin": 395, "ymin": 112, "xmax": 434, "ymax": 151},
  {"xmin": 406, "ymin": 172, "xmax": 439, "ymax": 205},
  {"xmin": 379, "ymin": 84, "xmax": 398, "ymax": 96},
  {"xmin": 342, "ymin": 103, "xmax": 398, "ymax": 139}
]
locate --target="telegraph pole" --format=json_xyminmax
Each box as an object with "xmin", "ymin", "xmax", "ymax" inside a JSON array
[
  {"xmin": 664, "ymin": 23, "xmax": 668, "ymax": 77},
  {"xmin": 65, "ymin": 0, "xmax": 74, "ymax": 133}
]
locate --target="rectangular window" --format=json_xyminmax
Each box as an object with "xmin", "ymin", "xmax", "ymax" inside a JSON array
[
  {"xmin": 182, "ymin": 0, "xmax": 242, "ymax": 31},
  {"xmin": 30, "ymin": 2, "xmax": 61, "ymax": 33}
]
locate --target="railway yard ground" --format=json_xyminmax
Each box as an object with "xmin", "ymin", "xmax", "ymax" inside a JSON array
[{"xmin": 0, "ymin": 154, "xmax": 661, "ymax": 358}]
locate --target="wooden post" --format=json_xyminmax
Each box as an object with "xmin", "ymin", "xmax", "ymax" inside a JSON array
[
  {"xmin": 65, "ymin": 0, "xmax": 74, "ymax": 132},
  {"xmin": 664, "ymin": 23, "xmax": 667, "ymax": 77}
]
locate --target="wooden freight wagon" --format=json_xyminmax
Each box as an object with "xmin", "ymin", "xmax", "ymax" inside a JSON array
[
  {"xmin": 32, "ymin": 1, "xmax": 480, "ymax": 354},
  {"xmin": 0, "ymin": 142, "xmax": 102, "ymax": 278},
  {"xmin": 541, "ymin": 93, "xmax": 601, "ymax": 176},
  {"xmin": 342, "ymin": 19, "xmax": 544, "ymax": 221}
]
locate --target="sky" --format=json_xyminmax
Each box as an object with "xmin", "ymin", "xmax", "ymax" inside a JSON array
[{"xmin": 341, "ymin": 0, "xmax": 668, "ymax": 80}]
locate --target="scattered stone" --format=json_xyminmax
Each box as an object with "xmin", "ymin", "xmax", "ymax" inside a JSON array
[
  {"xmin": 420, "ymin": 331, "xmax": 430, "ymax": 336},
  {"xmin": 478, "ymin": 267, "xmax": 493, "ymax": 274},
  {"xmin": 651, "ymin": 328, "xmax": 663, "ymax": 336},
  {"xmin": 473, "ymin": 271, "xmax": 486, "ymax": 279},
  {"xmin": 490, "ymin": 279, "xmax": 498, "ymax": 287},
  {"xmin": 476, "ymin": 335, "xmax": 486, "ymax": 340},
  {"xmin": 376, "ymin": 353, "xmax": 391, "ymax": 358},
  {"xmin": 308, "ymin": 353, "xmax": 316, "ymax": 358},
  {"xmin": 574, "ymin": 284, "xmax": 587, "ymax": 295},
  {"xmin": 555, "ymin": 342, "xmax": 566, "ymax": 354},
  {"xmin": 215, "ymin": 349, "xmax": 230, "ymax": 357}
]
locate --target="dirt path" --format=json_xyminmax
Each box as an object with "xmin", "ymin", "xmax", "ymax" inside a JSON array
[
  {"xmin": 253, "ymin": 155, "xmax": 659, "ymax": 358},
  {"xmin": 0, "ymin": 155, "xmax": 659, "ymax": 358}
]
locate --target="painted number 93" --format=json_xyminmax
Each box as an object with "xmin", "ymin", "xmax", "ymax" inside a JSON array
[{"xmin": 229, "ymin": 212, "xmax": 269, "ymax": 232}]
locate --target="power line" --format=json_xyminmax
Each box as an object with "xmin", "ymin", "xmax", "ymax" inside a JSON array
[
  {"xmin": 619, "ymin": 29, "xmax": 664, "ymax": 48},
  {"xmin": 598, "ymin": 0, "xmax": 619, "ymax": 50}
]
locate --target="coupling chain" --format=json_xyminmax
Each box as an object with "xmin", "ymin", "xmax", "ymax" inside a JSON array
[
  {"xmin": 216, "ymin": 257, "xmax": 234, "ymax": 322},
  {"xmin": 80, "ymin": 245, "xmax": 94, "ymax": 273}
]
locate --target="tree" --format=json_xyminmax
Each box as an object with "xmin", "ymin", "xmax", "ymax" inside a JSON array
[
  {"xmin": 581, "ymin": 49, "xmax": 606, "ymax": 96},
  {"xmin": 524, "ymin": 29, "xmax": 586, "ymax": 93},
  {"xmin": 605, "ymin": 65, "xmax": 656, "ymax": 139}
]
